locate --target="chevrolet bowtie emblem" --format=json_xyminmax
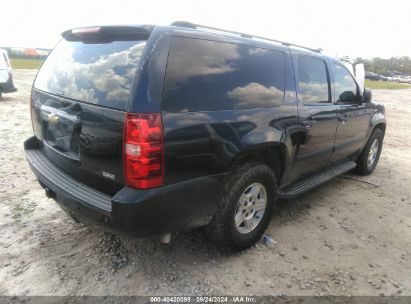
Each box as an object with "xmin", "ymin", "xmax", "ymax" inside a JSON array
[{"xmin": 47, "ymin": 113, "xmax": 60, "ymax": 125}]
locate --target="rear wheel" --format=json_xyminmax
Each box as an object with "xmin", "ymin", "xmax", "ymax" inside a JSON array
[
  {"xmin": 355, "ymin": 128, "xmax": 384, "ymax": 175},
  {"xmin": 206, "ymin": 162, "xmax": 277, "ymax": 251}
]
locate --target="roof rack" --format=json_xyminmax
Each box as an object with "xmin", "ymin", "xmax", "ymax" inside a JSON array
[{"xmin": 171, "ymin": 21, "xmax": 322, "ymax": 53}]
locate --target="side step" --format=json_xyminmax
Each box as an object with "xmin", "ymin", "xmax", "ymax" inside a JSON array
[{"xmin": 277, "ymin": 161, "xmax": 357, "ymax": 199}]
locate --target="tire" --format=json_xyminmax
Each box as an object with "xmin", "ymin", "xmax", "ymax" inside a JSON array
[
  {"xmin": 355, "ymin": 128, "xmax": 384, "ymax": 176},
  {"xmin": 206, "ymin": 162, "xmax": 277, "ymax": 251}
]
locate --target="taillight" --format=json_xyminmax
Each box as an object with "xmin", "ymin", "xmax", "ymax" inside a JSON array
[{"xmin": 123, "ymin": 113, "xmax": 164, "ymax": 189}]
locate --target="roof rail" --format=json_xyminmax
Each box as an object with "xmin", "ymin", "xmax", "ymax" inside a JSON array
[{"xmin": 171, "ymin": 21, "xmax": 322, "ymax": 53}]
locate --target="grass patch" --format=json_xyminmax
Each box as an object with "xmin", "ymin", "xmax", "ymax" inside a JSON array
[
  {"xmin": 10, "ymin": 58, "xmax": 43, "ymax": 69},
  {"xmin": 365, "ymin": 79, "xmax": 411, "ymax": 90}
]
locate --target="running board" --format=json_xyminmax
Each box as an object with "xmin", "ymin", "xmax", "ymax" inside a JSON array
[{"xmin": 277, "ymin": 161, "xmax": 356, "ymax": 199}]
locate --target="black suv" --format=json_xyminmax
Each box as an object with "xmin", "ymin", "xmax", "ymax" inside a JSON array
[{"xmin": 25, "ymin": 22, "xmax": 386, "ymax": 250}]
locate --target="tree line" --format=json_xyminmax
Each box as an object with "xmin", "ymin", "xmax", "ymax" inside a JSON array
[{"xmin": 354, "ymin": 56, "xmax": 411, "ymax": 76}]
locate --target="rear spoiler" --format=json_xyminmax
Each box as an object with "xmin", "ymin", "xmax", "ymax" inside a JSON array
[{"xmin": 62, "ymin": 25, "xmax": 153, "ymax": 43}]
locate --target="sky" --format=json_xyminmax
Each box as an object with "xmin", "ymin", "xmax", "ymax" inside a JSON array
[{"xmin": 1, "ymin": 0, "xmax": 410, "ymax": 59}]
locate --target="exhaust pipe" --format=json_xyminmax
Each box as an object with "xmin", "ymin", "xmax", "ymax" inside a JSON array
[{"xmin": 160, "ymin": 233, "xmax": 171, "ymax": 244}]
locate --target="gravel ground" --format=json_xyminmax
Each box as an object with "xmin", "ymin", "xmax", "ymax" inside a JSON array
[{"xmin": 0, "ymin": 70, "xmax": 410, "ymax": 296}]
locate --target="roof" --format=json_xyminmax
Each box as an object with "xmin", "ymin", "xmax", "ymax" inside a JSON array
[
  {"xmin": 60, "ymin": 23, "xmax": 334, "ymax": 60},
  {"xmin": 169, "ymin": 21, "xmax": 322, "ymax": 54}
]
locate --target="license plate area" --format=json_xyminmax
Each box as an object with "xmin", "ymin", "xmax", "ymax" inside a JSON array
[{"xmin": 40, "ymin": 104, "xmax": 81, "ymax": 160}]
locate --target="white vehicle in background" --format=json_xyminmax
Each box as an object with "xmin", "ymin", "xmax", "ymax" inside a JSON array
[
  {"xmin": 392, "ymin": 75, "xmax": 411, "ymax": 84},
  {"xmin": 0, "ymin": 49, "xmax": 17, "ymax": 98}
]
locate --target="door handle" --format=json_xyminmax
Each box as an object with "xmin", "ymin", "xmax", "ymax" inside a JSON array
[
  {"xmin": 338, "ymin": 114, "xmax": 348, "ymax": 122},
  {"xmin": 301, "ymin": 118, "xmax": 317, "ymax": 128}
]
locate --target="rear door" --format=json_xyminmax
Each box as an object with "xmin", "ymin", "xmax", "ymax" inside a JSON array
[
  {"xmin": 330, "ymin": 61, "xmax": 371, "ymax": 161},
  {"xmin": 31, "ymin": 27, "xmax": 148, "ymax": 195},
  {"xmin": 291, "ymin": 54, "xmax": 338, "ymax": 179}
]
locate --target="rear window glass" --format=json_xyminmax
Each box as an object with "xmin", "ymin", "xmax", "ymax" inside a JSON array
[
  {"xmin": 34, "ymin": 39, "xmax": 146, "ymax": 110},
  {"xmin": 162, "ymin": 37, "xmax": 286, "ymax": 112},
  {"xmin": 297, "ymin": 56, "xmax": 330, "ymax": 104}
]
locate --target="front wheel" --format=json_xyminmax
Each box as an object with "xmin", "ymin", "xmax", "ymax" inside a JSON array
[
  {"xmin": 355, "ymin": 128, "xmax": 384, "ymax": 175},
  {"xmin": 206, "ymin": 162, "xmax": 277, "ymax": 251}
]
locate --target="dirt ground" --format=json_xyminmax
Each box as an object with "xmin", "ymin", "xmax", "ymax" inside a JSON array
[{"xmin": 0, "ymin": 70, "xmax": 410, "ymax": 296}]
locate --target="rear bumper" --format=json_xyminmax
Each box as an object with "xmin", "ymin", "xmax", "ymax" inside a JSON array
[
  {"xmin": 0, "ymin": 74, "xmax": 17, "ymax": 93},
  {"xmin": 24, "ymin": 136, "xmax": 223, "ymax": 237}
]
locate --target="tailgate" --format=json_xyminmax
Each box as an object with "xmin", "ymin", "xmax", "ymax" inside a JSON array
[
  {"xmin": 31, "ymin": 89, "xmax": 125, "ymax": 195},
  {"xmin": 30, "ymin": 26, "xmax": 150, "ymax": 195}
]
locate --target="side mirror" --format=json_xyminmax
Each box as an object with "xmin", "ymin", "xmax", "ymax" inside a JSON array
[{"xmin": 363, "ymin": 88, "xmax": 372, "ymax": 103}]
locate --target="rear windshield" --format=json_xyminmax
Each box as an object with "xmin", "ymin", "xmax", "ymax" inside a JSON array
[{"xmin": 34, "ymin": 39, "xmax": 146, "ymax": 110}]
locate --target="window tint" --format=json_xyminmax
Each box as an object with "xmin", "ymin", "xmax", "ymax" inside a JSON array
[
  {"xmin": 297, "ymin": 56, "xmax": 329, "ymax": 104},
  {"xmin": 333, "ymin": 62, "xmax": 358, "ymax": 103},
  {"xmin": 163, "ymin": 37, "xmax": 286, "ymax": 112},
  {"xmin": 34, "ymin": 39, "xmax": 146, "ymax": 110}
]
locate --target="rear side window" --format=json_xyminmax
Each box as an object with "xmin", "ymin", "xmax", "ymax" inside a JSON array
[
  {"xmin": 34, "ymin": 39, "xmax": 146, "ymax": 110},
  {"xmin": 297, "ymin": 56, "xmax": 330, "ymax": 104},
  {"xmin": 162, "ymin": 37, "xmax": 286, "ymax": 112}
]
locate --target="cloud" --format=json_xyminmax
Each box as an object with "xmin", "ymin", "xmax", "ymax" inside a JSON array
[
  {"xmin": 298, "ymin": 81, "xmax": 329, "ymax": 103},
  {"xmin": 247, "ymin": 48, "xmax": 269, "ymax": 55},
  {"xmin": 166, "ymin": 38, "xmax": 241, "ymax": 86},
  {"xmin": 36, "ymin": 41, "xmax": 146, "ymax": 106},
  {"xmin": 227, "ymin": 82, "xmax": 284, "ymax": 107}
]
